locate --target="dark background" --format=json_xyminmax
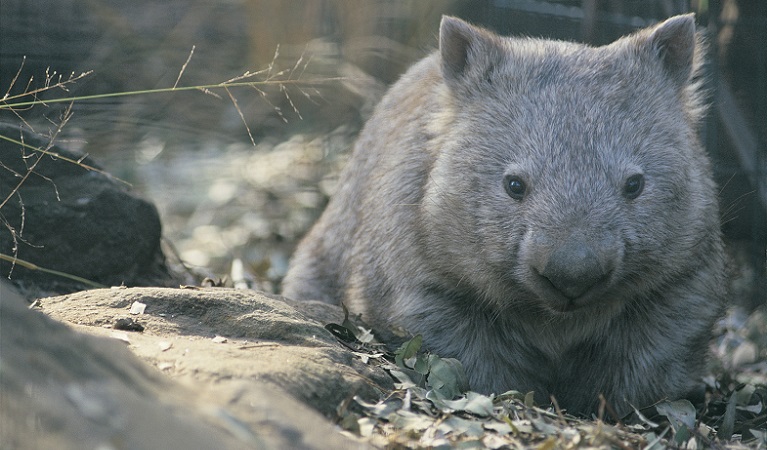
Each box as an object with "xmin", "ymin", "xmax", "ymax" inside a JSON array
[{"xmin": 1, "ymin": 0, "xmax": 764, "ymax": 307}]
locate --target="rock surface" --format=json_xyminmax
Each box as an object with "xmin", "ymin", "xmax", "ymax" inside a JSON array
[
  {"xmin": 0, "ymin": 123, "xmax": 179, "ymax": 297},
  {"xmin": 1, "ymin": 282, "xmax": 386, "ymax": 449}
]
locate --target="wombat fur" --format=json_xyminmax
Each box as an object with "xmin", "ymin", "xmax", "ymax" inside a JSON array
[{"xmin": 282, "ymin": 14, "xmax": 727, "ymax": 417}]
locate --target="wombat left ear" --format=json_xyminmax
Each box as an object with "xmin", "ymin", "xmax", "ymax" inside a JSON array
[
  {"xmin": 646, "ymin": 14, "xmax": 697, "ymax": 85},
  {"xmin": 439, "ymin": 16, "xmax": 503, "ymax": 86}
]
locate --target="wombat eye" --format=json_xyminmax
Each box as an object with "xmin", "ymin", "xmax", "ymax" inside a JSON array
[
  {"xmin": 623, "ymin": 174, "xmax": 645, "ymax": 199},
  {"xmin": 504, "ymin": 175, "xmax": 527, "ymax": 200}
]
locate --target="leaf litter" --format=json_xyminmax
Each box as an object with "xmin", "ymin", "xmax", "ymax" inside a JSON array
[{"xmin": 324, "ymin": 307, "xmax": 767, "ymax": 449}]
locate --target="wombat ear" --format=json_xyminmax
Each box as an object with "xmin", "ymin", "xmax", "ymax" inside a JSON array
[
  {"xmin": 439, "ymin": 16, "xmax": 503, "ymax": 86},
  {"xmin": 646, "ymin": 14, "xmax": 697, "ymax": 85}
]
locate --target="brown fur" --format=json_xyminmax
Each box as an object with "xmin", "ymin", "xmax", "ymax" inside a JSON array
[{"xmin": 283, "ymin": 15, "xmax": 727, "ymax": 416}]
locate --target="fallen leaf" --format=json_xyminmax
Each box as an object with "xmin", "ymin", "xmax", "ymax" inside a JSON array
[
  {"xmin": 394, "ymin": 335, "xmax": 423, "ymax": 368},
  {"xmin": 129, "ymin": 301, "xmax": 146, "ymax": 314}
]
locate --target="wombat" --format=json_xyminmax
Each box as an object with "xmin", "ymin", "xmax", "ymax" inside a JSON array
[{"xmin": 283, "ymin": 14, "xmax": 727, "ymax": 417}]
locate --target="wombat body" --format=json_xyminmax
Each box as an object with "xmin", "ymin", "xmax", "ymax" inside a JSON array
[{"xmin": 283, "ymin": 15, "xmax": 727, "ymax": 416}]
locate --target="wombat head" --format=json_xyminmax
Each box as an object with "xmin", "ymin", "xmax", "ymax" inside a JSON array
[{"xmin": 421, "ymin": 15, "xmax": 719, "ymax": 316}]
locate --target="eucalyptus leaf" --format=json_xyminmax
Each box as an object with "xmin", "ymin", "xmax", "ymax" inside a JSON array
[
  {"xmin": 737, "ymin": 401, "xmax": 764, "ymax": 414},
  {"xmin": 338, "ymin": 412, "xmax": 361, "ymax": 432},
  {"xmin": 394, "ymin": 334, "xmax": 423, "ymax": 368},
  {"xmin": 439, "ymin": 416, "xmax": 484, "ymax": 437},
  {"xmin": 387, "ymin": 365, "xmax": 424, "ymax": 388},
  {"xmin": 413, "ymin": 354, "xmax": 430, "ymax": 375},
  {"xmin": 355, "ymin": 326, "xmax": 375, "ymax": 344},
  {"xmin": 750, "ymin": 428, "xmax": 767, "ymax": 443},
  {"xmin": 537, "ymin": 436, "xmax": 558, "ymax": 450},
  {"xmin": 358, "ymin": 417, "xmax": 376, "ymax": 437},
  {"xmin": 495, "ymin": 390, "xmax": 525, "ymax": 402},
  {"xmin": 482, "ymin": 434, "xmax": 511, "ymax": 449},
  {"xmin": 655, "ymin": 399, "xmax": 696, "ymax": 431},
  {"xmin": 454, "ymin": 440, "xmax": 485, "ymax": 449},
  {"xmin": 424, "ymin": 391, "xmax": 493, "ymax": 418},
  {"xmin": 389, "ymin": 410, "xmax": 434, "ymax": 431},
  {"xmin": 673, "ymin": 425, "xmax": 691, "ymax": 446},
  {"xmin": 353, "ymin": 396, "xmax": 402, "ymax": 419},
  {"xmin": 630, "ymin": 404, "xmax": 659, "ymax": 428},
  {"xmin": 523, "ymin": 391, "xmax": 536, "ymax": 408},
  {"xmin": 427, "ymin": 355, "xmax": 464, "ymax": 399},
  {"xmin": 462, "ymin": 394, "xmax": 495, "ymax": 417},
  {"xmin": 735, "ymin": 383, "xmax": 756, "ymax": 405},
  {"xmin": 718, "ymin": 390, "xmax": 738, "ymax": 440},
  {"xmin": 484, "ymin": 421, "xmax": 512, "ymax": 435},
  {"xmin": 449, "ymin": 392, "xmax": 494, "ymax": 417},
  {"xmin": 531, "ymin": 416, "xmax": 560, "ymax": 435},
  {"xmin": 438, "ymin": 357, "xmax": 469, "ymax": 391}
]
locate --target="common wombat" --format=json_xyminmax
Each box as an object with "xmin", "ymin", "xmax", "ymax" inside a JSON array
[{"xmin": 283, "ymin": 14, "xmax": 727, "ymax": 417}]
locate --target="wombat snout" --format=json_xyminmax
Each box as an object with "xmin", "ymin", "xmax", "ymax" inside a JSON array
[{"xmin": 530, "ymin": 237, "xmax": 618, "ymax": 304}]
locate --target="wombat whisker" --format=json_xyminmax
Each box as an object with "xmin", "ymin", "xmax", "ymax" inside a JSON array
[{"xmin": 720, "ymin": 189, "xmax": 754, "ymax": 223}]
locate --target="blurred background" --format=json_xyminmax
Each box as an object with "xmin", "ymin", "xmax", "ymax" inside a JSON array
[{"xmin": 1, "ymin": 0, "xmax": 764, "ymax": 308}]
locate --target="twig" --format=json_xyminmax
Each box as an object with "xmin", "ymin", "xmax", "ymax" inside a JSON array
[
  {"xmin": 223, "ymin": 86, "xmax": 255, "ymax": 146},
  {"xmin": 280, "ymin": 84, "xmax": 303, "ymax": 120},
  {"xmin": 549, "ymin": 395, "xmax": 568, "ymax": 427},
  {"xmin": 0, "ymin": 70, "xmax": 92, "ymax": 104},
  {"xmin": 0, "ymin": 105, "xmax": 73, "ymax": 211},
  {"xmin": 265, "ymin": 44, "xmax": 279, "ymax": 81},
  {"xmin": 0, "ymin": 253, "xmax": 107, "ymax": 289},
  {"xmin": 0, "ymin": 133, "xmax": 130, "ymax": 192},
  {"xmin": 173, "ymin": 45, "xmax": 195, "ymax": 89},
  {"xmin": 2, "ymin": 56, "xmax": 26, "ymax": 101},
  {"xmin": 0, "ymin": 77, "xmax": 343, "ymax": 110}
]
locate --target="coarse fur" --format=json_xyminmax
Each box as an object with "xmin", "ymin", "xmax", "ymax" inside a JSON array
[{"xmin": 282, "ymin": 15, "xmax": 727, "ymax": 417}]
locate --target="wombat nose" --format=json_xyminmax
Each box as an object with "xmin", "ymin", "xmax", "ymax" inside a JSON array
[{"xmin": 539, "ymin": 241, "xmax": 612, "ymax": 299}]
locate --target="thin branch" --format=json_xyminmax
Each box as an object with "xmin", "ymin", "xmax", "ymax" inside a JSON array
[
  {"xmin": 173, "ymin": 45, "xmax": 195, "ymax": 89},
  {"xmin": 265, "ymin": 44, "xmax": 279, "ymax": 81},
  {"xmin": 0, "ymin": 77, "xmax": 342, "ymax": 110},
  {"xmin": 2, "ymin": 56, "xmax": 26, "ymax": 101},
  {"xmin": 251, "ymin": 85, "xmax": 287, "ymax": 123},
  {"xmin": 1, "ymin": 104, "xmax": 71, "ymax": 211},
  {"xmin": 0, "ymin": 133, "xmax": 129, "ymax": 186},
  {"xmin": 280, "ymin": 84, "xmax": 303, "ymax": 120},
  {"xmin": 1, "ymin": 70, "xmax": 92, "ymax": 104},
  {"xmin": 0, "ymin": 253, "xmax": 107, "ymax": 288},
  {"xmin": 223, "ymin": 86, "xmax": 255, "ymax": 146}
]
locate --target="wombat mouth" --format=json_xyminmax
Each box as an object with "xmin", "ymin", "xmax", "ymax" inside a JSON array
[{"xmin": 532, "ymin": 271, "xmax": 617, "ymax": 313}]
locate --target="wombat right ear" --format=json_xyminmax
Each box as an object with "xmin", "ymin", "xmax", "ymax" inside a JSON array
[
  {"xmin": 439, "ymin": 16, "xmax": 504, "ymax": 86},
  {"xmin": 646, "ymin": 14, "xmax": 698, "ymax": 85}
]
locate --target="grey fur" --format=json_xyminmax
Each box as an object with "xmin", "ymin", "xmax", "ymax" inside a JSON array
[{"xmin": 282, "ymin": 15, "xmax": 727, "ymax": 417}]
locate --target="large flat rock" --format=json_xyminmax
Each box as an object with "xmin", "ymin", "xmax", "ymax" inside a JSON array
[{"xmin": 2, "ymin": 283, "xmax": 386, "ymax": 449}]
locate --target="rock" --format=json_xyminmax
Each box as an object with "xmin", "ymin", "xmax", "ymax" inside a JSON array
[
  {"xmin": 40, "ymin": 286, "xmax": 394, "ymax": 417},
  {"xmin": 0, "ymin": 123, "xmax": 179, "ymax": 298},
  {"xmin": 1, "ymin": 281, "xmax": 375, "ymax": 449}
]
